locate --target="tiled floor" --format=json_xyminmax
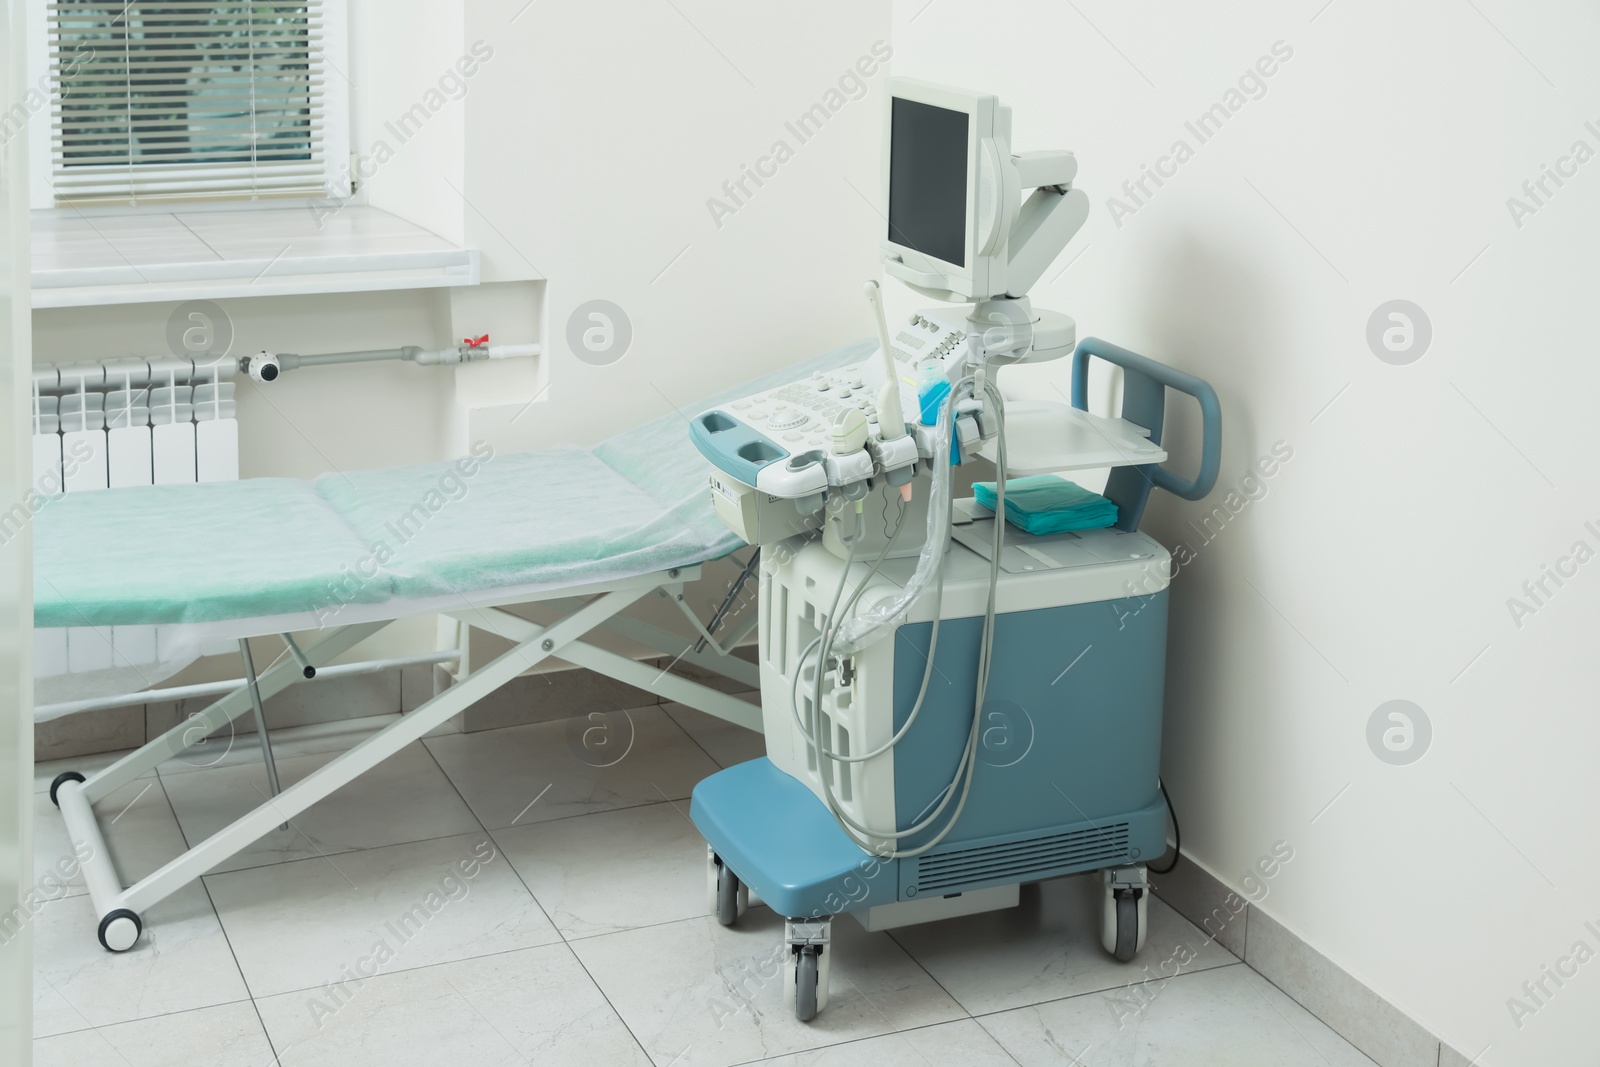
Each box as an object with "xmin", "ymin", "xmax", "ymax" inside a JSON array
[{"xmin": 31, "ymin": 701, "xmax": 1379, "ymax": 1067}]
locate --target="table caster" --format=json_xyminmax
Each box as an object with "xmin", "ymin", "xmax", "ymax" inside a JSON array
[
  {"xmin": 98, "ymin": 909, "xmax": 142, "ymax": 952},
  {"xmin": 49, "ymin": 771, "xmax": 85, "ymax": 807}
]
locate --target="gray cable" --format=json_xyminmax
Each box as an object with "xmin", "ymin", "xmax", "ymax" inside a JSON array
[
  {"xmin": 815, "ymin": 380, "xmax": 987, "ymax": 855},
  {"xmin": 804, "ymin": 376, "xmax": 1009, "ymax": 858},
  {"xmin": 786, "ymin": 499, "xmax": 938, "ymax": 757},
  {"xmin": 803, "ymin": 402, "xmax": 964, "ymax": 845}
]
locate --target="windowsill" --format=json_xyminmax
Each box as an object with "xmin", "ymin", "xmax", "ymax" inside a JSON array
[{"xmin": 30, "ymin": 205, "xmax": 479, "ymax": 309}]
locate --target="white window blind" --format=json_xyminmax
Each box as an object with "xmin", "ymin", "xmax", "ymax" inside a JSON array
[{"xmin": 48, "ymin": 1, "xmax": 333, "ymax": 204}]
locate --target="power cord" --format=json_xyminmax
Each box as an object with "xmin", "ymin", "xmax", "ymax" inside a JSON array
[{"xmin": 1147, "ymin": 777, "xmax": 1181, "ymax": 874}]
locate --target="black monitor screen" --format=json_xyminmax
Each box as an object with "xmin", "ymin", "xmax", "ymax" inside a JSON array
[{"xmin": 888, "ymin": 97, "xmax": 968, "ymax": 267}]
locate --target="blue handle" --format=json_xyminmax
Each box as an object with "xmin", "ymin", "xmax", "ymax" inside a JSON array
[
  {"xmin": 1070, "ymin": 337, "xmax": 1222, "ymax": 531},
  {"xmin": 689, "ymin": 410, "xmax": 790, "ymax": 488}
]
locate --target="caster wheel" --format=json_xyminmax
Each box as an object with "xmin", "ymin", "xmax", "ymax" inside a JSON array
[
  {"xmin": 715, "ymin": 863, "xmax": 744, "ymax": 926},
  {"xmin": 706, "ymin": 851, "xmax": 748, "ymax": 926},
  {"xmin": 1100, "ymin": 868, "xmax": 1149, "ymax": 961},
  {"xmin": 783, "ymin": 919, "xmax": 832, "ymax": 1021},
  {"xmin": 793, "ymin": 946, "xmax": 820, "ymax": 1022},
  {"xmin": 97, "ymin": 909, "xmax": 142, "ymax": 952},
  {"xmin": 1112, "ymin": 892, "xmax": 1140, "ymax": 962},
  {"xmin": 49, "ymin": 771, "xmax": 85, "ymax": 808}
]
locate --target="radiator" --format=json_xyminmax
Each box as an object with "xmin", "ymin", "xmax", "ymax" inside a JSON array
[{"xmin": 32, "ymin": 358, "xmax": 240, "ymax": 679}]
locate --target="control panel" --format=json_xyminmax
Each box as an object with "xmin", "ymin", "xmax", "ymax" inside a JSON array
[{"xmin": 690, "ymin": 308, "xmax": 973, "ymax": 501}]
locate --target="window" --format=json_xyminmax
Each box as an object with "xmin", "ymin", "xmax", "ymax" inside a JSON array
[{"xmin": 39, "ymin": 0, "xmax": 348, "ymax": 206}]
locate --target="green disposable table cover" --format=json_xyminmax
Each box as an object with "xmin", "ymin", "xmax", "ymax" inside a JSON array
[
  {"xmin": 33, "ymin": 339, "xmax": 871, "ymax": 629},
  {"xmin": 33, "ymin": 478, "xmax": 383, "ymax": 628}
]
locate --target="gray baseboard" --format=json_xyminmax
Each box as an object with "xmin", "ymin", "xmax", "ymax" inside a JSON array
[
  {"xmin": 1153, "ymin": 854, "xmax": 1459, "ymax": 1067},
  {"xmin": 1147, "ymin": 847, "xmax": 1250, "ymax": 959},
  {"xmin": 33, "ymin": 703, "xmax": 145, "ymax": 764},
  {"xmin": 35, "ymin": 668, "xmax": 411, "ymax": 763}
]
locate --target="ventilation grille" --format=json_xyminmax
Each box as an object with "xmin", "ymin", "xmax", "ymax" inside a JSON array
[{"xmin": 910, "ymin": 822, "xmax": 1131, "ymax": 895}]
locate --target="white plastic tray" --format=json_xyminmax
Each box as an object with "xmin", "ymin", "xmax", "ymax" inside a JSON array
[{"xmin": 980, "ymin": 399, "xmax": 1167, "ymax": 475}]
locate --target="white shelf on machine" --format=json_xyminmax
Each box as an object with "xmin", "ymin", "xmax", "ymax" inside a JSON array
[{"xmin": 980, "ymin": 399, "xmax": 1167, "ymax": 476}]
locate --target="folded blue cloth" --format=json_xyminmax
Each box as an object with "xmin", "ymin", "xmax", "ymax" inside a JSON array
[{"xmin": 972, "ymin": 475, "xmax": 1118, "ymax": 534}]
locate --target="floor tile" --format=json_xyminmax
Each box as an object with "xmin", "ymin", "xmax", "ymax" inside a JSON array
[
  {"xmin": 160, "ymin": 741, "xmax": 480, "ymax": 873},
  {"xmin": 756, "ymin": 1018, "xmax": 1019, "ymax": 1066},
  {"xmin": 493, "ymin": 801, "xmax": 708, "ymax": 940},
  {"xmin": 424, "ymin": 705, "xmax": 719, "ymax": 829},
  {"xmin": 571, "ymin": 909, "xmax": 965, "ymax": 1067},
  {"xmin": 889, "ymin": 874, "xmax": 1237, "ymax": 1016},
  {"xmin": 663, "ymin": 702, "xmax": 766, "ymax": 768},
  {"xmin": 33, "ymin": 884, "xmax": 251, "ymax": 1036},
  {"xmin": 979, "ymin": 963, "xmax": 1379, "ymax": 1066},
  {"xmin": 33, "ymin": 1000, "xmax": 278, "ymax": 1067},
  {"xmin": 34, "ymin": 777, "xmax": 189, "ymax": 900},
  {"xmin": 255, "ymin": 943, "xmax": 651, "ymax": 1067},
  {"xmin": 204, "ymin": 832, "xmax": 559, "ymax": 998}
]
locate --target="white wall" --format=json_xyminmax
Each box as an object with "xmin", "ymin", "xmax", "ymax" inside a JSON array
[
  {"xmin": 349, "ymin": 0, "xmax": 899, "ymax": 456},
  {"xmin": 0, "ymin": 0, "xmax": 33, "ymax": 1056},
  {"xmin": 351, "ymin": 0, "xmax": 468, "ymax": 247},
  {"xmin": 449, "ymin": 0, "xmax": 894, "ymax": 656},
  {"xmin": 892, "ymin": 1, "xmax": 1599, "ymax": 1061},
  {"xmin": 458, "ymin": 0, "xmax": 892, "ymax": 452}
]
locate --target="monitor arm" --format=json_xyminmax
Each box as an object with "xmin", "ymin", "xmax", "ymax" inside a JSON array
[
  {"xmin": 882, "ymin": 146, "xmax": 1089, "ymax": 302},
  {"xmin": 1004, "ymin": 150, "xmax": 1089, "ymax": 298},
  {"xmin": 967, "ymin": 148, "xmax": 1086, "ymax": 367}
]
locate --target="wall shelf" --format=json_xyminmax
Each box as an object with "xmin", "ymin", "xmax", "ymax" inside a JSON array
[{"xmin": 31, "ymin": 205, "xmax": 479, "ymax": 309}]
